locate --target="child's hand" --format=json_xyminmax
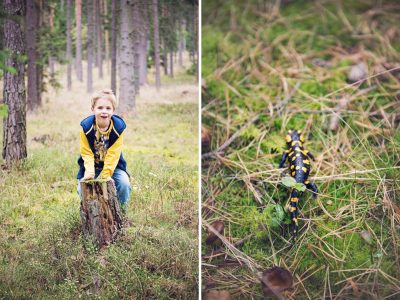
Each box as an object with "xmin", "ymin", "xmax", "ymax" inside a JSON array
[{"xmin": 82, "ymin": 174, "xmax": 94, "ymax": 181}]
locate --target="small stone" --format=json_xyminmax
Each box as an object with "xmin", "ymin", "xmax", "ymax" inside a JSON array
[
  {"xmin": 260, "ymin": 266, "xmax": 293, "ymax": 297},
  {"xmin": 203, "ymin": 290, "xmax": 231, "ymax": 300},
  {"xmin": 205, "ymin": 220, "xmax": 224, "ymax": 246},
  {"xmin": 347, "ymin": 62, "xmax": 368, "ymax": 83},
  {"xmin": 360, "ymin": 230, "xmax": 373, "ymax": 245}
]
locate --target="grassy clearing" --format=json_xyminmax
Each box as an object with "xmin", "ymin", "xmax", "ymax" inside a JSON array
[
  {"xmin": 0, "ymin": 55, "xmax": 198, "ymax": 298},
  {"xmin": 202, "ymin": 1, "xmax": 400, "ymax": 299}
]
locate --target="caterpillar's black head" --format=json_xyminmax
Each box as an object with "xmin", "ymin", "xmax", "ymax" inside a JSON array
[{"xmin": 285, "ymin": 130, "xmax": 305, "ymax": 144}]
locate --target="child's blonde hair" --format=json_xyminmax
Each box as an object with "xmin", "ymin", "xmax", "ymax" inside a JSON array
[{"xmin": 91, "ymin": 89, "xmax": 118, "ymax": 110}]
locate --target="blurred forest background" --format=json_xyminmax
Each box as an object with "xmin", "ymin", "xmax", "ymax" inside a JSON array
[
  {"xmin": 0, "ymin": 0, "xmax": 199, "ymax": 298},
  {"xmin": 202, "ymin": 0, "xmax": 400, "ymax": 299}
]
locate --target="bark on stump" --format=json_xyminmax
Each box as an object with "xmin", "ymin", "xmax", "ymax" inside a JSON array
[{"xmin": 80, "ymin": 180, "xmax": 123, "ymax": 247}]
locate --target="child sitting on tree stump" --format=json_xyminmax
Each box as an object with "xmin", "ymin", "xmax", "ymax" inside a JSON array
[{"xmin": 77, "ymin": 89, "xmax": 131, "ymax": 213}]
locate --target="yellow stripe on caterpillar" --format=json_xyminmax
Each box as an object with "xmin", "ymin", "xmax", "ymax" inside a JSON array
[
  {"xmin": 296, "ymin": 166, "xmax": 300, "ymax": 170},
  {"xmin": 289, "ymin": 207, "xmax": 296, "ymax": 212},
  {"xmin": 291, "ymin": 171, "xmax": 296, "ymax": 176},
  {"xmin": 302, "ymin": 167, "xmax": 307, "ymax": 172},
  {"xmin": 303, "ymin": 159, "xmax": 310, "ymax": 164},
  {"xmin": 291, "ymin": 165, "xmax": 295, "ymax": 169},
  {"xmin": 291, "ymin": 197, "xmax": 299, "ymax": 202},
  {"xmin": 286, "ymin": 135, "xmax": 292, "ymax": 143}
]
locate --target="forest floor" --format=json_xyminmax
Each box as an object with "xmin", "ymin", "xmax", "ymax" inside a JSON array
[
  {"xmin": 0, "ymin": 55, "xmax": 199, "ymax": 298},
  {"xmin": 202, "ymin": 1, "xmax": 400, "ymax": 299}
]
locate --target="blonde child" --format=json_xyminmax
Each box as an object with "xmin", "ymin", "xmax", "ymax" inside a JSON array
[{"xmin": 77, "ymin": 89, "xmax": 131, "ymax": 212}]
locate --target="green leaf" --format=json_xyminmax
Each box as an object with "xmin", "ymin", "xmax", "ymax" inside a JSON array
[
  {"xmin": 293, "ymin": 183, "xmax": 306, "ymax": 192},
  {"xmin": 274, "ymin": 205, "xmax": 285, "ymax": 220},
  {"xmin": 264, "ymin": 204, "xmax": 287, "ymax": 229},
  {"xmin": 0, "ymin": 104, "xmax": 8, "ymax": 117},
  {"xmin": 281, "ymin": 176, "xmax": 297, "ymax": 187}
]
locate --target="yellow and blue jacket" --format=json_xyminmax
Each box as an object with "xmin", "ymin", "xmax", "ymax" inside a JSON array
[{"xmin": 77, "ymin": 115, "xmax": 127, "ymax": 179}]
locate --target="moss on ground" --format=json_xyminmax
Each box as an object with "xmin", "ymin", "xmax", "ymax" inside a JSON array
[{"xmin": 202, "ymin": 0, "xmax": 400, "ymax": 299}]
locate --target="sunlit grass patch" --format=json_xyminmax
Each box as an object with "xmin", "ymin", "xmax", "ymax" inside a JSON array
[{"xmin": 0, "ymin": 51, "xmax": 198, "ymax": 297}]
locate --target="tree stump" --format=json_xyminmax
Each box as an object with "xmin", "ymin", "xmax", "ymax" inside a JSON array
[{"xmin": 80, "ymin": 179, "xmax": 123, "ymax": 248}]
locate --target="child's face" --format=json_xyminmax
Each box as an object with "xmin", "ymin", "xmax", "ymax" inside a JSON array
[{"xmin": 92, "ymin": 98, "xmax": 114, "ymax": 128}]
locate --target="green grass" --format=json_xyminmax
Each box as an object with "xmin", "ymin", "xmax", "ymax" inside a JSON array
[
  {"xmin": 0, "ymin": 70, "xmax": 198, "ymax": 297},
  {"xmin": 202, "ymin": 0, "xmax": 400, "ymax": 299}
]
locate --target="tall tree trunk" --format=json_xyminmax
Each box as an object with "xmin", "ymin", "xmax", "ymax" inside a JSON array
[
  {"xmin": 153, "ymin": 0, "xmax": 160, "ymax": 90},
  {"xmin": 138, "ymin": 2, "xmax": 148, "ymax": 85},
  {"xmin": 66, "ymin": 0, "xmax": 72, "ymax": 90},
  {"xmin": 75, "ymin": 0, "xmax": 83, "ymax": 81},
  {"xmin": 193, "ymin": 2, "xmax": 198, "ymax": 81},
  {"xmin": 3, "ymin": 0, "xmax": 27, "ymax": 167},
  {"xmin": 132, "ymin": 0, "xmax": 140, "ymax": 96},
  {"xmin": 93, "ymin": 0, "xmax": 98, "ymax": 67},
  {"xmin": 48, "ymin": 5, "xmax": 56, "ymax": 77},
  {"xmin": 178, "ymin": 20, "xmax": 184, "ymax": 67},
  {"xmin": 119, "ymin": 0, "xmax": 135, "ymax": 112},
  {"xmin": 26, "ymin": 0, "xmax": 40, "ymax": 111},
  {"xmin": 111, "ymin": 0, "xmax": 118, "ymax": 93},
  {"xmin": 87, "ymin": 0, "xmax": 94, "ymax": 93},
  {"xmin": 37, "ymin": 0, "xmax": 43, "ymax": 104},
  {"xmin": 169, "ymin": 50, "xmax": 173, "ymax": 77},
  {"xmin": 162, "ymin": 38, "xmax": 168, "ymax": 75},
  {"xmin": 96, "ymin": 0, "xmax": 103, "ymax": 79},
  {"xmin": 103, "ymin": 0, "xmax": 109, "ymax": 74},
  {"xmin": 49, "ymin": 56, "xmax": 55, "ymax": 75}
]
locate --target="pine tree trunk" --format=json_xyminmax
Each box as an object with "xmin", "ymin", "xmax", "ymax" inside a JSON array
[
  {"xmin": 193, "ymin": 2, "xmax": 198, "ymax": 81},
  {"xmin": 26, "ymin": 0, "xmax": 40, "ymax": 111},
  {"xmin": 178, "ymin": 21, "xmax": 184, "ymax": 67},
  {"xmin": 75, "ymin": 0, "xmax": 83, "ymax": 81},
  {"xmin": 153, "ymin": 0, "xmax": 161, "ymax": 90},
  {"xmin": 66, "ymin": 0, "xmax": 72, "ymax": 90},
  {"xmin": 119, "ymin": 0, "xmax": 135, "ymax": 112},
  {"xmin": 111, "ymin": 0, "xmax": 118, "ymax": 94},
  {"xmin": 48, "ymin": 6, "xmax": 56, "ymax": 77},
  {"xmin": 132, "ymin": 0, "xmax": 140, "ymax": 96},
  {"xmin": 37, "ymin": 0, "xmax": 43, "ymax": 105},
  {"xmin": 93, "ymin": 0, "xmax": 98, "ymax": 67},
  {"xmin": 96, "ymin": 0, "xmax": 103, "ymax": 79},
  {"xmin": 80, "ymin": 180, "xmax": 123, "ymax": 248},
  {"xmin": 3, "ymin": 0, "xmax": 27, "ymax": 168},
  {"xmin": 103, "ymin": 0, "xmax": 109, "ymax": 74},
  {"xmin": 139, "ymin": 1, "xmax": 148, "ymax": 85},
  {"xmin": 87, "ymin": 0, "xmax": 94, "ymax": 93},
  {"xmin": 169, "ymin": 50, "xmax": 173, "ymax": 77},
  {"xmin": 162, "ymin": 40, "xmax": 168, "ymax": 75}
]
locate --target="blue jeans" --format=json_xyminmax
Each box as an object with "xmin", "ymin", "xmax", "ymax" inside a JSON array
[{"xmin": 77, "ymin": 168, "xmax": 131, "ymax": 207}]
